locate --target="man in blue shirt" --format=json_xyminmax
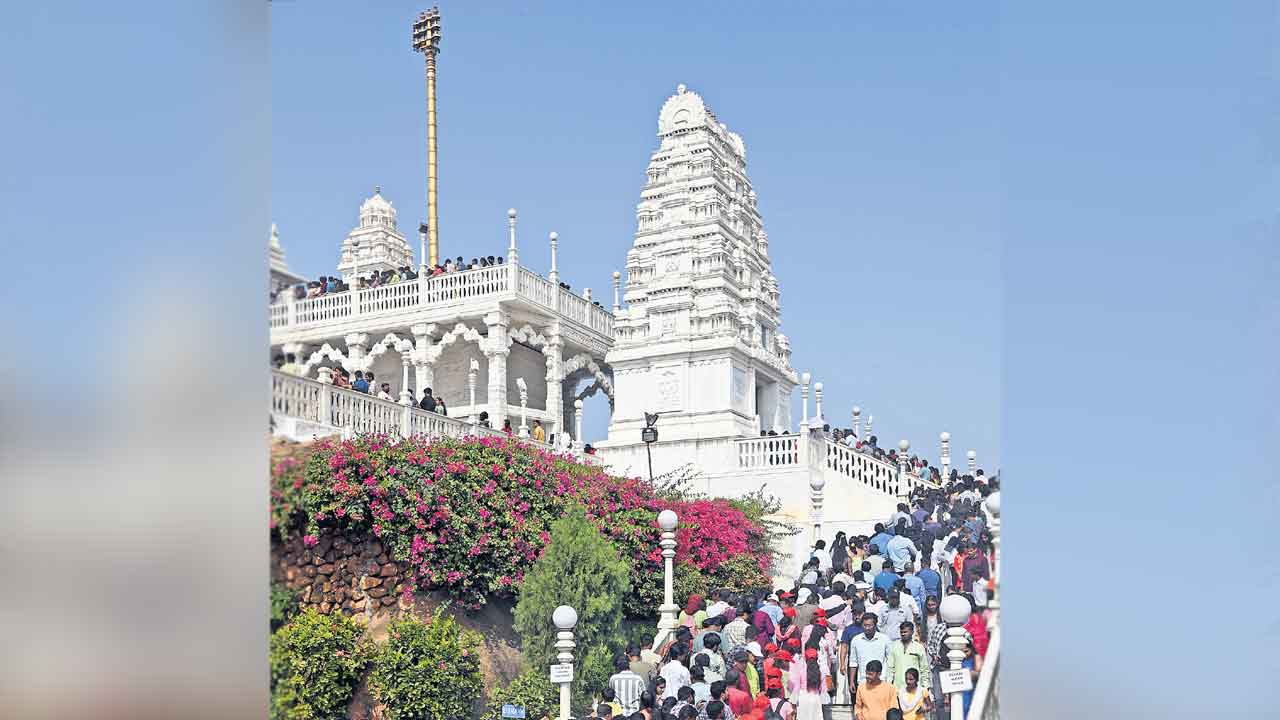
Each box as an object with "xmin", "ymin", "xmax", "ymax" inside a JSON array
[
  {"xmin": 916, "ymin": 556, "xmax": 942, "ymax": 601},
  {"xmin": 869, "ymin": 524, "xmax": 894, "ymax": 552},
  {"xmin": 902, "ymin": 563, "xmax": 927, "ymax": 615},
  {"xmin": 885, "ymin": 531, "xmax": 918, "ymax": 572},
  {"xmin": 873, "ymin": 565, "xmax": 899, "ymax": 596},
  {"xmin": 352, "ymin": 372, "xmax": 370, "ymax": 393}
]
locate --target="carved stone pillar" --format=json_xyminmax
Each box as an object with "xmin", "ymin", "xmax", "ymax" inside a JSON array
[
  {"xmin": 484, "ymin": 311, "xmax": 510, "ymax": 429},
  {"xmin": 344, "ymin": 333, "xmax": 369, "ymax": 373},
  {"xmin": 544, "ymin": 326, "xmax": 564, "ymax": 439},
  {"xmin": 411, "ymin": 323, "xmax": 436, "ymax": 400}
]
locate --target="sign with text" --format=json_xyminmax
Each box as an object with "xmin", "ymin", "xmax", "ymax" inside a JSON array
[
  {"xmin": 501, "ymin": 704, "xmax": 526, "ymax": 719},
  {"xmin": 549, "ymin": 663, "xmax": 574, "ymax": 683},
  {"xmin": 939, "ymin": 668, "xmax": 974, "ymax": 694}
]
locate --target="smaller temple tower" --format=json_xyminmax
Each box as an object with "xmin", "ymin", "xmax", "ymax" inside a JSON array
[{"xmin": 336, "ymin": 188, "xmax": 415, "ymax": 283}]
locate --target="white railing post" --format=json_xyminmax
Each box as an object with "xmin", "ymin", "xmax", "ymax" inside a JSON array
[
  {"xmin": 940, "ymin": 431, "xmax": 951, "ymax": 481},
  {"xmin": 548, "ymin": 231, "xmax": 559, "ymax": 285},
  {"xmin": 467, "ymin": 358, "xmax": 479, "ymax": 424},
  {"xmin": 654, "ymin": 510, "xmax": 679, "ymax": 650},
  {"xmin": 940, "ymin": 595, "xmax": 973, "ymax": 720},
  {"xmin": 809, "ymin": 474, "xmax": 825, "ymax": 546},
  {"xmin": 865, "ymin": 414, "xmax": 874, "ymax": 444},
  {"xmin": 612, "ymin": 270, "xmax": 621, "ymax": 313},
  {"xmin": 799, "ymin": 371, "xmax": 811, "ymax": 431},
  {"xmin": 898, "ymin": 439, "xmax": 911, "ymax": 498},
  {"xmin": 398, "ymin": 343, "xmax": 413, "ymax": 406},
  {"xmin": 317, "ymin": 367, "xmax": 334, "ymax": 426},
  {"xmin": 507, "ymin": 208, "xmax": 519, "ymax": 292},
  {"xmin": 851, "ymin": 406, "xmax": 861, "ymax": 443},
  {"xmin": 813, "ymin": 381, "xmax": 824, "ymax": 429},
  {"xmin": 967, "ymin": 449, "xmax": 977, "ymax": 476},
  {"xmin": 517, "ymin": 377, "xmax": 530, "ymax": 438},
  {"xmin": 552, "ymin": 606, "xmax": 577, "ymax": 720}
]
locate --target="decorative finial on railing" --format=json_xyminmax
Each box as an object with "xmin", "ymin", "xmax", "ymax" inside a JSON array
[
  {"xmin": 548, "ymin": 231, "xmax": 559, "ymax": 284},
  {"xmin": 799, "ymin": 372, "xmax": 812, "ymax": 431},
  {"xmin": 507, "ymin": 208, "xmax": 518, "ymax": 264},
  {"xmin": 852, "ymin": 406, "xmax": 862, "ymax": 442}
]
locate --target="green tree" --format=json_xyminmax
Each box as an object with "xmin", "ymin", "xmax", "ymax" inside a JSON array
[
  {"xmin": 369, "ymin": 609, "xmax": 483, "ymax": 720},
  {"xmin": 513, "ymin": 504, "xmax": 631, "ymax": 713}
]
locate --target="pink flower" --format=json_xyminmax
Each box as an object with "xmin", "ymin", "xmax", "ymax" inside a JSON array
[{"xmin": 303, "ymin": 535, "xmax": 318, "ymax": 547}]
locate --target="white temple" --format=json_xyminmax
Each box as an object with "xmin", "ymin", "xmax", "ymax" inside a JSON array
[{"xmin": 268, "ymin": 85, "xmax": 949, "ymax": 573}]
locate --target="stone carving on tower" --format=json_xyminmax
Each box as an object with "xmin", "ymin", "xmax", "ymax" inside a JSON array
[
  {"xmin": 602, "ymin": 84, "xmax": 798, "ymax": 450},
  {"xmin": 336, "ymin": 187, "xmax": 415, "ymax": 282}
]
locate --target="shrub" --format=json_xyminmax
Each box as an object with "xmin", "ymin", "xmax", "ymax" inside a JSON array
[
  {"xmin": 270, "ymin": 582, "xmax": 300, "ymax": 632},
  {"xmin": 483, "ymin": 668, "xmax": 559, "ymax": 720},
  {"xmin": 270, "ymin": 434, "xmax": 778, "ymax": 614},
  {"xmin": 369, "ymin": 609, "xmax": 483, "ymax": 720},
  {"xmin": 269, "ymin": 608, "xmax": 368, "ymax": 720}
]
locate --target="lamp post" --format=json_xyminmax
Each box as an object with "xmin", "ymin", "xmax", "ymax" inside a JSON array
[
  {"xmin": 967, "ymin": 449, "xmax": 977, "ymax": 476},
  {"xmin": 467, "ymin": 357, "xmax": 478, "ymax": 424},
  {"xmin": 573, "ymin": 399, "xmax": 584, "ymax": 452},
  {"xmin": 516, "ymin": 377, "xmax": 529, "ymax": 438},
  {"xmin": 552, "ymin": 605, "xmax": 577, "ymax": 720},
  {"xmin": 940, "ymin": 594, "xmax": 973, "ymax": 720},
  {"xmin": 654, "ymin": 509, "xmax": 679, "ymax": 650},
  {"xmin": 940, "ymin": 431, "xmax": 951, "ymax": 480},
  {"xmin": 809, "ymin": 474, "xmax": 825, "ymax": 545},
  {"xmin": 865, "ymin": 414, "xmax": 874, "ymax": 444},
  {"xmin": 813, "ymin": 381, "xmax": 824, "ymax": 429},
  {"xmin": 799, "ymin": 371, "xmax": 811, "ymax": 431},
  {"xmin": 642, "ymin": 412, "xmax": 659, "ymax": 484},
  {"xmin": 851, "ymin": 406, "xmax": 861, "ymax": 443}
]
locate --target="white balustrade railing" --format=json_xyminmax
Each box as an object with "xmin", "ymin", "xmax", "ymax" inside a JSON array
[
  {"xmin": 735, "ymin": 434, "xmax": 800, "ymax": 468},
  {"xmin": 270, "ymin": 264, "xmax": 614, "ymax": 336},
  {"xmin": 825, "ymin": 440, "xmax": 904, "ymax": 495},
  {"xmin": 518, "ymin": 267, "xmax": 557, "ymax": 310},
  {"xmin": 358, "ymin": 279, "xmax": 419, "ymax": 315},
  {"xmin": 270, "ymin": 303, "xmax": 288, "ymax": 329},
  {"xmin": 969, "ymin": 624, "xmax": 999, "ymax": 719},
  {"xmin": 271, "ymin": 371, "xmax": 570, "ymax": 455}
]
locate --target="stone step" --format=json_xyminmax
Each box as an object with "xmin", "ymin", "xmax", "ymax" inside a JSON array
[{"xmin": 830, "ymin": 704, "xmax": 854, "ymax": 720}]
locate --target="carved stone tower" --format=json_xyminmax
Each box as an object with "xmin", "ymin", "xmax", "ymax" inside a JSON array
[{"xmin": 601, "ymin": 85, "xmax": 797, "ymax": 464}]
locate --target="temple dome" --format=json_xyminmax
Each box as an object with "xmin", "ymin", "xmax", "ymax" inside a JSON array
[{"xmin": 358, "ymin": 187, "xmax": 397, "ymax": 229}]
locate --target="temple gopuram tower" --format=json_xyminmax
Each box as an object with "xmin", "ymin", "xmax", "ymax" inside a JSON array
[{"xmin": 597, "ymin": 85, "xmax": 798, "ymax": 479}]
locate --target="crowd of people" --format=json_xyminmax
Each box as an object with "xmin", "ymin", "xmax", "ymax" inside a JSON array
[
  {"xmin": 588, "ymin": 470, "xmax": 998, "ymax": 720},
  {"xmin": 270, "ymin": 254, "xmax": 514, "ymax": 303}
]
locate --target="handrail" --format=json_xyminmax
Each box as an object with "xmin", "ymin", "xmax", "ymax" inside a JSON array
[{"xmin": 968, "ymin": 622, "xmax": 999, "ymax": 718}]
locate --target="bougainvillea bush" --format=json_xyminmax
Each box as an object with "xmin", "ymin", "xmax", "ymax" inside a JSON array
[{"xmin": 269, "ymin": 434, "xmax": 780, "ymax": 615}]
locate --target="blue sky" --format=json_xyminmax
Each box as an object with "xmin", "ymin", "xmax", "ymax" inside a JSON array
[{"xmin": 271, "ymin": 1, "xmax": 1002, "ymax": 463}]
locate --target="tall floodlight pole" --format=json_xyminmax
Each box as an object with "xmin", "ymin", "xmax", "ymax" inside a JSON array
[{"xmin": 412, "ymin": 7, "xmax": 443, "ymax": 267}]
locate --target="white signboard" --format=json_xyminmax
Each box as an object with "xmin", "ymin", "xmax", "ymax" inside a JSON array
[
  {"xmin": 939, "ymin": 668, "xmax": 973, "ymax": 694},
  {"xmin": 549, "ymin": 663, "xmax": 574, "ymax": 683}
]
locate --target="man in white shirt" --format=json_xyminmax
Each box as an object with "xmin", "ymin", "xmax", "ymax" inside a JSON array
[
  {"xmin": 705, "ymin": 589, "xmax": 729, "ymax": 621},
  {"xmin": 376, "ymin": 383, "xmax": 395, "ymax": 401},
  {"xmin": 660, "ymin": 646, "xmax": 691, "ymax": 699},
  {"xmin": 812, "ymin": 539, "xmax": 833, "ymax": 574}
]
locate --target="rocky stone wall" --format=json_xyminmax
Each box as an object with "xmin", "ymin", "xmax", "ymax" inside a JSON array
[{"xmin": 272, "ymin": 532, "xmax": 411, "ymax": 618}]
